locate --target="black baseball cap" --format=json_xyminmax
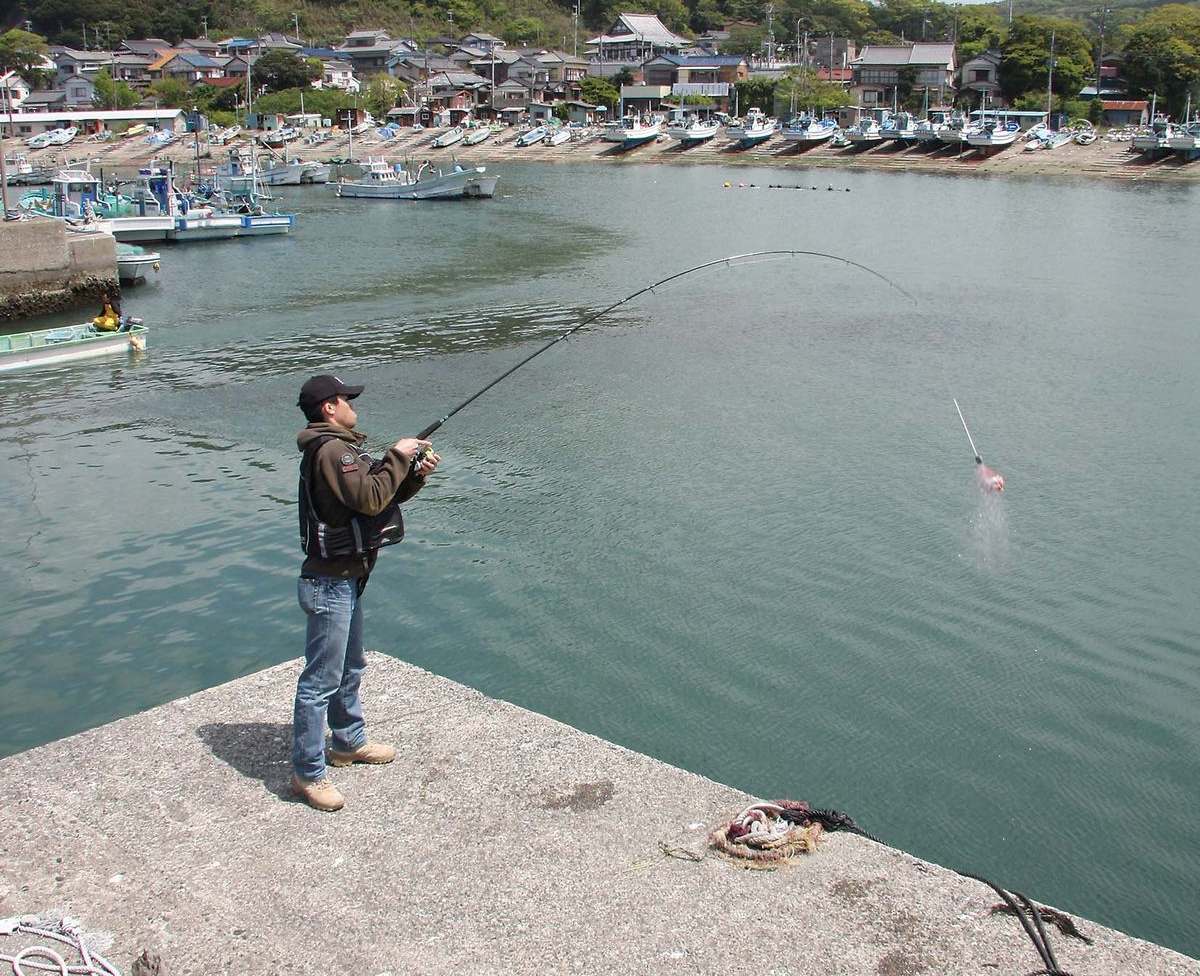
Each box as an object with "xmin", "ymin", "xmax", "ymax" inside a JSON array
[{"xmin": 297, "ymin": 374, "xmax": 365, "ymax": 411}]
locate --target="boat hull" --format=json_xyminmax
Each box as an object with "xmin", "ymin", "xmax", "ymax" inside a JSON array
[
  {"xmin": 667, "ymin": 125, "xmax": 719, "ymax": 144},
  {"xmin": 337, "ymin": 169, "xmax": 497, "ymax": 200},
  {"xmin": 117, "ymin": 252, "xmax": 160, "ymax": 283},
  {"xmin": 0, "ymin": 324, "xmax": 148, "ymax": 372}
]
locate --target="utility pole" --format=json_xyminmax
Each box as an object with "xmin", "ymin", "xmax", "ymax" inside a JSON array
[
  {"xmin": 1046, "ymin": 29, "xmax": 1056, "ymax": 123},
  {"xmin": 201, "ymin": 15, "xmax": 208, "ymax": 39},
  {"xmin": 1008, "ymin": 0, "xmax": 1014, "ymax": 25},
  {"xmin": 1094, "ymin": 7, "xmax": 1109, "ymax": 103},
  {"xmin": 574, "ymin": 0, "xmax": 580, "ymax": 58},
  {"xmin": 0, "ymin": 82, "xmax": 9, "ymax": 217},
  {"xmin": 765, "ymin": 3, "xmax": 776, "ymax": 67},
  {"xmin": 292, "ymin": 12, "xmax": 301, "ymax": 46}
]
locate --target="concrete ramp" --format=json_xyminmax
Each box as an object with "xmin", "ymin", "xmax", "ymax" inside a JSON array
[{"xmin": 1, "ymin": 653, "xmax": 1195, "ymax": 974}]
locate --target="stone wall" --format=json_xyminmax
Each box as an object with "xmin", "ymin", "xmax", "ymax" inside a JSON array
[{"xmin": 0, "ymin": 219, "xmax": 118, "ymax": 321}]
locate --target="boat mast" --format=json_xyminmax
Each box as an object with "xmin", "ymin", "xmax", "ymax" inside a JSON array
[{"xmin": 1045, "ymin": 30, "xmax": 1056, "ymax": 126}]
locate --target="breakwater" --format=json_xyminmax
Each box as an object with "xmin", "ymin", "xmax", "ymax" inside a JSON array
[{"xmin": 0, "ymin": 219, "xmax": 116, "ymax": 321}]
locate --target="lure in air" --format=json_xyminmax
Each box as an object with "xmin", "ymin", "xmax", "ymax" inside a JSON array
[{"xmin": 953, "ymin": 398, "xmax": 1005, "ymax": 493}]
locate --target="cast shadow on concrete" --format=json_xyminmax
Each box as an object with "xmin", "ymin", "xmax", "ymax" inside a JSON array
[{"xmin": 197, "ymin": 722, "xmax": 295, "ymax": 802}]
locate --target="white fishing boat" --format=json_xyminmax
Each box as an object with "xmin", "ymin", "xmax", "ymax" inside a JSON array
[
  {"xmin": 966, "ymin": 117, "xmax": 1020, "ymax": 150},
  {"xmin": 211, "ymin": 149, "xmax": 259, "ymax": 195},
  {"xmin": 262, "ymin": 127, "xmax": 298, "ymax": 147},
  {"xmin": 1025, "ymin": 124, "xmax": 1072, "ymax": 151},
  {"xmin": 464, "ymin": 127, "xmax": 493, "ymax": 146},
  {"xmin": 1071, "ymin": 120, "xmax": 1097, "ymax": 145},
  {"xmin": 726, "ymin": 108, "xmax": 776, "ymax": 149},
  {"xmin": 880, "ymin": 112, "xmax": 916, "ymax": 141},
  {"xmin": 26, "ymin": 130, "xmax": 60, "ymax": 149},
  {"xmin": 602, "ymin": 116, "xmax": 662, "ymax": 149},
  {"xmin": 0, "ymin": 319, "xmax": 148, "ymax": 372},
  {"xmin": 299, "ymin": 162, "xmax": 330, "ymax": 183},
  {"xmin": 3, "ymin": 153, "xmax": 34, "ymax": 182},
  {"xmin": 780, "ymin": 115, "xmax": 837, "ymax": 145},
  {"xmin": 1167, "ymin": 120, "xmax": 1200, "ymax": 151},
  {"xmin": 48, "ymin": 126, "xmax": 79, "ymax": 146},
  {"xmin": 666, "ymin": 115, "xmax": 721, "ymax": 146},
  {"xmin": 914, "ymin": 111, "xmax": 951, "ymax": 143},
  {"xmin": 257, "ymin": 158, "xmax": 307, "ymax": 185},
  {"xmin": 116, "ymin": 243, "xmax": 161, "ymax": 283},
  {"xmin": 433, "ymin": 126, "xmax": 464, "ymax": 148},
  {"xmin": 517, "ymin": 125, "xmax": 551, "ymax": 147},
  {"xmin": 846, "ymin": 115, "xmax": 883, "ymax": 144},
  {"xmin": 936, "ymin": 114, "xmax": 973, "ymax": 145},
  {"xmin": 1132, "ymin": 114, "xmax": 1175, "ymax": 153},
  {"xmin": 546, "ymin": 126, "xmax": 572, "ymax": 146},
  {"xmin": 335, "ymin": 157, "xmax": 497, "ymax": 200}
]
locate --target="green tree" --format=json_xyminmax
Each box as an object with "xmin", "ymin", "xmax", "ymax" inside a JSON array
[
  {"xmin": 364, "ymin": 75, "xmax": 404, "ymax": 119},
  {"xmin": 792, "ymin": 0, "xmax": 873, "ymax": 39},
  {"xmin": 1000, "ymin": 16, "xmax": 1092, "ymax": 103},
  {"xmin": 148, "ymin": 78, "xmax": 192, "ymax": 108},
  {"xmin": 734, "ymin": 77, "xmax": 778, "ymax": 112},
  {"xmin": 92, "ymin": 69, "xmax": 139, "ymax": 109},
  {"xmin": 774, "ymin": 71, "xmax": 846, "ymax": 114},
  {"xmin": 868, "ymin": 0, "xmax": 953, "ymax": 43},
  {"xmin": 652, "ymin": 0, "xmax": 690, "ymax": 33},
  {"xmin": 0, "ymin": 28, "xmax": 50, "ymax": 77},
  {"xmin": 612, "ymin": 67, "xmax": 635, "ymax": 87},
  {"xmin": 725, "ymin": 25, "xmax": 766, "ymax": 58},
  {"xmin": 503, "ymin": 15, "xmax": 545, "ymax": 43},
  {"xmin": 1121, "ymin": 5, "xmax": 1200, "ymax": 117},
  {"xmin": 580, "ymin": 75, "xmax": 619, "ymax": 111},
  {"xmin": 254, "ymin": 50, "xmax": 322, "ymax": 93},
  {"xmin": 955, "ymin": 7, "xmax": 1006, "ymax": 63},
  {"xmin": 690, "ymin": 0, "xmax": 725, "ymax": 33}
]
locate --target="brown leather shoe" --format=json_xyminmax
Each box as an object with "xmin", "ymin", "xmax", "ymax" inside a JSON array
[
  {"xmin": 327, "ymin": 741, "xmax": 397, "ymax": 767},
  {"xmin": 290, "ymin": 774, "xmax": 345, "ymax": 812}
]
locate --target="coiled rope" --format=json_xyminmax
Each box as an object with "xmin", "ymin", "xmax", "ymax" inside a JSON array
[{"xmin": 0, "ymin": 914, "xmax": 121, "ymax": 976}]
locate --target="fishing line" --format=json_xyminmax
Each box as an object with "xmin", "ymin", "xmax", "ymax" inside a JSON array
[
  {"xmin": 415, "ymin": 250, "xmax": 915, "ymax": 441},
  {"xmin": 953, "ymin": 397, "xmax": 1005, "ymax": 492}
]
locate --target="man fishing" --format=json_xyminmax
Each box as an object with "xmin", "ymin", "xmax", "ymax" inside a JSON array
[{"xmin": 292, "ymin": 375, "xmax": 440, "ymax": 812}]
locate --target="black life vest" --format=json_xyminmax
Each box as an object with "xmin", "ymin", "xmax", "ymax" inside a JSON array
[{"xmin": 298, "ymin": 436, "xmax": 405, "ymax": 558}]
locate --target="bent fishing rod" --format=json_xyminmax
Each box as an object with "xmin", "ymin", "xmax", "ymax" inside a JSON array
[{"xmin": 415, "ymin": 250, "xmax": 914, "ymax": 442}]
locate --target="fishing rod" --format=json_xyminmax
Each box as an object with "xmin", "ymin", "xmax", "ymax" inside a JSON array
[
  {"xmin": 415, "ymin": 250, "xmax": 915, "ymax": 441},
  {"xmin": 954, "ymin": 397, "xmax": 1006, "ymax": 492},
  {"xmin": 953, "ymin": 397, "xmax": 983, "ymax": 464}
]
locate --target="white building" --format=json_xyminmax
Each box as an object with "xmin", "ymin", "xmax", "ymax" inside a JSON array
[
  {"xmin": 1, "ymin": 71, "xmax": 31, "ymax": 111},
  {"xmin": 316, "ymin": 60, "xmax": 361, "ymax": 93}
]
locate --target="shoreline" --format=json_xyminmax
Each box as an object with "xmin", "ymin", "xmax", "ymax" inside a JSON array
[{"xmin": 7, "ymin": 125, "xmax": 1200, "ymax": 185}]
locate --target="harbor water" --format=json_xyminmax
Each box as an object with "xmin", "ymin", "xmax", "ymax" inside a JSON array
[{"xmin": 1, "ymin": 162, "xmax": 1197, "ymax": 957}]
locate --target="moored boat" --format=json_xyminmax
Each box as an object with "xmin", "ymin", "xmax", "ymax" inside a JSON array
[
  {"xmin": 966, "ymin": 117, "xmax": 1020, "ymax": 150},
  {"xmin": 0, "ymin": 319, "xmax": 148, "ymax": 372},
  {"xmin": 914, "ymin": 111, "xmax": 951, "ymax": 143},
  {"xmin": 666, "ymin": 115, "xmax": 721, "ymax": 146},
  {"xmin": 545, "ymin": 126, "xmax": 572, "ymax": 146},
  {"xmin": 880, "ymin": 112, "xmax": 916, "ymax": 141},
  {"xmin": 434, "ymin": 126, "xmax": 464, "ymax": 148},
  {"xmin": 726, "ymin": 108, "xmax": 776, "ymax": 149},
  {"xmin": 116, "ymin": 243, "xmax": 161, "ymax": 283},
  {"xmin": 846, "ymin": 115, "xmax": 883, "ymax": 144},
  {"xmin": 517, "ymin": 125, "xmax": 551, "ymax": 147},
  {"xmin": 335, "ymin": 157, "xmax": 497, "ymax": 200},
  {"xmin": 603, "ymin": 116, "xmax": 661, "ymax": 149},
  {"xmin": 464, "ymin": 127, "xmax": 493, "ymax": 146},
  {"xmin": 779, "ymin": 115, "xmax": 837, "ymax": 145}
]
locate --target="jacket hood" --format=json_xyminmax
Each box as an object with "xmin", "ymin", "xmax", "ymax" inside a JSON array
[{"xmin": 297, "ymin": 422, "xmax": 365, "ymax": 452}]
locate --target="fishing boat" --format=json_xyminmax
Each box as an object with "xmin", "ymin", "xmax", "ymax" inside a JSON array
[
  {"xmin": 335, "ymin": 157, "xmax": 497, "ymax": 200},
  {"xmin": 464, "ymin": 127, "xmax": 493, "ymax": 146},
  {"xmin": 779, "ymin": 115, "xmax": 837, "ymax": 145},
  {"xmin": 726, "ymin": 108, "xmax": 776, "ymax": 149},
  {"xmin": 0, "ymin": 319, "xmax": 148, "ymax": 372},
  {"xmin": 211, "ymin": 149, "xmax": 259, "ymax": 195},
  {"xmin": 116, "ymin": 243, "xmax": 161, "ymax": 283},
  {"xmin": 122, "ymin": 123, "xmax": 149, "ymax": 139},
  {"xmin": 845, "ymin": 115, "xmax": 883, "ymax": 144},
  {"xmin": 257, "ymin": 158, "xmax": 307, "ymax": 185},
  {"xmin": 935, "ymin": 113, "xmax": 971, "ymax": 145},
  {"xmin": 880, "ymin": 112, "xmax": 916, "ymax": 141},
  {"xmin": 666, "ymin": 115, "xmax": 721, "ymax": 146},
  {"xmin": 914, "ymin": 111, "xmax": 951, "ymax": 143},
  {"xmin": 517, "ymin": 125, "xmax": 551, "ymax": 147},
  {"xmin": 602, "ymin": 115, "xmax": 662, "ymax": 149},
  {"xmin": 262, "ymin": 127, "xmax": 299, "ymax": 147},
  {"xmin": 299, "ymin": 162, "xmax": 330, "ymax": 183},
  {"xmin": 434, "ymin": 126, "xmax": 464, "ymax": 148},
  {"xmin": 1132, "ymin": 114, "xmax": 1175, "ymax": 154},
  {"xmin": 1072, "ymin": 120, "xmax": 1097, "ymax": 145},
  {"xmin": 966, "ymin": 117, "xmax": 1020, "ymax": 151},
  {"xmin": 48, "ymin": 126, "xmax": 79, "ymax": 146},
  {"xmin": 1167, "ymin": 120, "xmax": 1200, "ymax": 152},
  {"xmin": 546, "ymin": 126, "xmax": 572, "ymax": 146},
  {"xmin": 3, "ymin": 153, "xmax": 34, "ymax": 183},
  {"xmin": 1025, "ymin": 123, "xmax": 1072, "ymax": 151},
  {"xmin": 26, "ymin": 130, "xmax": 59, "ymax": 149}
]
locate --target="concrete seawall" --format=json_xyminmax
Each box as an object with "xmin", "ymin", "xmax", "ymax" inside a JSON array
[
  {"xmin": 0, "ymin": 219, "xmax": 117, "ymax": 321},
  {"xmin": 1, "ymin": 653, "xmax": 1196, "ymax": 974}
]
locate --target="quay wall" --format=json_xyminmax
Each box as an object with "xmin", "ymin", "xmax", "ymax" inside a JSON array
[
  {"xmin": 1, "ymin": 652, "xmax": 1196, "ymax": 974},
  {"xmin": 0, "ymin": 219, "xmax": 117, "ymax": 321}
]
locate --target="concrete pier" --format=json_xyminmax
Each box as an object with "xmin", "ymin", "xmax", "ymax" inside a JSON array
[
  {"xmin": 0, "ymin": 219, "xmax": 116, "ymax": 321},
  {"xmin": 1, "ymin": 653, "xmax": 1196, "ymax": 975}
]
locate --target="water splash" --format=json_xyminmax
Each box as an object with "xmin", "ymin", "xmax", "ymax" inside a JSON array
[{"xmin": 966, "ymin": 478, "xmax": 1010, "ymax": 571}]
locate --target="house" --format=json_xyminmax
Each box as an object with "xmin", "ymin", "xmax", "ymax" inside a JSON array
[
  {"xmin": 62, "ymin": 74, "xmax": 96, "ymax": 108},
  {"xmin": 563, "ymin": 99, "xmax": 600, "ymax": 125},
  {"xmin": 587, "ymin": 13, "xmax": 689, "ymax": 64},
  {"xmin": 460, "ymin": 31, "xmax": 504, "ymax": 53},
  {"xmin": 849, "ymin": 42, "xmax": 956, "ymax": 108},
  {"xmin": 180, "ymin": 38, "xmax": 222, "ymax": 57},
  {"xmin": 109, "ymin": 53, "xmax": 154, "ymax": 86},
  {"xmin": 120, "ymin": 38, "xmax": 171, "ymax": 57},
  {"xmin": 388, "ymin": 53, "xmax": 460, "ymax": 85},
  {"xmin": 160, "ymin": 52, "xmax": 224, "ymax": 83},
  {"xmin": 1079, "ymin": 55, "xmax": 1128, "ymax": 100},
  {"xmin": 492, "ymin": 78, "xmax": 536, "ymax": 110},
  {"xmin": 218, "ymin": 55, "xmax": 254, "ymax": 79},
  {"xmin": 337, "ymin": 29, "xmax": 404, "ymax": 75},
  {"xmin": 0, "ymin": 71, "xmax": 31, "ymax": 111},
  {"xmin": 316, "ymin": 61, "xmax": 360, "ymax": 93},
  {"xmin": 507, "ymin": 55, "xmax": 551, "ymax": 89},
  {"xmin": 535, "ymin": 51, "xmax": 589, "ymax": 85},
  {"xmin": 802, "ymin": 36, "xmax": 855, "ymax": 70},
  {"xmin": 642, "ymin": 53, "xmax": 746, "ymax": 112},
  {"xmin": 468, "ymin": 49, "xmax": 522, "ymax": 86},
  {"xmin": 425, "ymin": 71, "xmax": 489, "ymax": 121},
  {"xmin": 959, "ymin": 50, "xmax": 1001, "ymax": 105},
  {"xmin": 619, "ymin": 84, "xmax": 672, "ymax": 113},
  {"xmin": 146, "ymin": 50, "xmax": 183, "ymax": 81},
  {"xmin": 54, "ymin": 49, "xmax": 113, "ymax": 83},
  {"xmin": 1099, "ymin": 100, "xmax": 1148, "ymax": 126},
  {"xmin": 16, "ymin": 89, "xmax": 68, "ymax": 113}
]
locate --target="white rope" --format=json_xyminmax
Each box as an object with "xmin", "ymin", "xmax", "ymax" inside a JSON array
[{"xmin": 0, "ymin": 915, "xmax": 121, "ymax": 976}]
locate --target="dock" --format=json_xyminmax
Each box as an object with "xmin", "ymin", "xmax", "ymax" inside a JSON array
[{"xmin": 1, "ymin": 653, "xmax": 1196, "ymax": 974}]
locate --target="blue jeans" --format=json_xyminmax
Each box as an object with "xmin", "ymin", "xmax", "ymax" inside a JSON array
[{"xmin": 292, "ymin": 576, "xmax": 368, "ymax": 781}]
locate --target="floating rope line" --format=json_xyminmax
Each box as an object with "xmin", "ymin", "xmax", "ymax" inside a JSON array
[{"xmin": 0, "ymin": 913, "xmax": 121, "ymax": 976}]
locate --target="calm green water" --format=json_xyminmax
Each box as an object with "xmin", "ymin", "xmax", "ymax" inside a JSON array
[{"xmin": 2, "ymin": 162, "xmax": 1197, "ymax": 956}]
